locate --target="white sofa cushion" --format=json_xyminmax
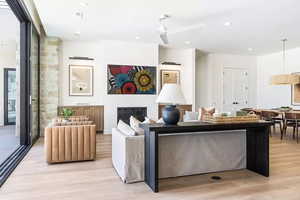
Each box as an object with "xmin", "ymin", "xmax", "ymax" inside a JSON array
[
  {"xmin": 117, "ymin": 120, "xmax": 136, "ymax": 136},
  {"xmin": 130, "ymin": 116, "xmax": 144, "ymax": 135}
]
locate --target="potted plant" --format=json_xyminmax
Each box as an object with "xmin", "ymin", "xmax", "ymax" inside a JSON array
[{"xmin": 61, "ymin": 108, "xmax": 74, "ymax": 122}]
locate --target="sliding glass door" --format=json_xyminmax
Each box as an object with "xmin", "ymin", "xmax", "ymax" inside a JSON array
[
  {"xmin": 0, "ymin": 1, "xmax": 21, "ymax": 168},
  {"xmin": 0, "ymin": 0, "xmax": 39, "ymax": 186}
]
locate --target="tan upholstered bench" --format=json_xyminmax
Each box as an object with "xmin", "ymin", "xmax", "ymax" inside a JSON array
[
  {"xmin": 55, "ymin": 115, "xmax": 90, "ymax": 122},
  {"xmin": 53, "ymin": 121, "xmax": 94, "ymax": 126},
  {"xmin": 45, "ymin": 125, "xmax": 96, "ymax": 164}
]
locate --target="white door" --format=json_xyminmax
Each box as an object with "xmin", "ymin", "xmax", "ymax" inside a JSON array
[{"xmin": 223, "ymin": 68, "xmax": 249, "ymax": 113}]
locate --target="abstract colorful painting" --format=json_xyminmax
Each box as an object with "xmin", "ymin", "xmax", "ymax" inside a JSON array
[{"xmin": 107, "ymin": 64, "xmax": 156, "ymax": 94}]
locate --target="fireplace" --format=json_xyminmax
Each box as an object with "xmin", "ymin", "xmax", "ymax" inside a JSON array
[{"xmin": 117, "ymin": 107, "xmax": 147, "ymax": 125}]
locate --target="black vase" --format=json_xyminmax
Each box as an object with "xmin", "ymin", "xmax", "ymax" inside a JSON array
[{"xmin": 162, "ymin": 105, "xmax": 180, "ymax": 125}]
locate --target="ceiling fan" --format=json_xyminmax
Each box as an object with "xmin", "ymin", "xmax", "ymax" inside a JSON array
[
  {"xmin": 158, "ymin": 14, "xmax": 206, "ymax": 45},
  {"xmin": 159, "ymin": 14, "xmax": 170, "ymax": 45}
]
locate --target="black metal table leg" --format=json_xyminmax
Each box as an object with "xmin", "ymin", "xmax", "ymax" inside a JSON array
[
  {"xmin": 246, "ymin": 127, "xmax": 269, "ymax": 177},
  {"xmin": 145, "ymin": 130, "xmax": 159, "ymax": 192}
]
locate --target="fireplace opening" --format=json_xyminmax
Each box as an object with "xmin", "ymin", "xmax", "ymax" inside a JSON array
[{"xmin": 117, "ymin": 107, "xmax": 147, "ymax": 125}]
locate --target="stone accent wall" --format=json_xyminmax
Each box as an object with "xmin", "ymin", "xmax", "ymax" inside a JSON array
[{"xmin": 40, "ymin": 37, "xmax": 61, "ymax": 136}]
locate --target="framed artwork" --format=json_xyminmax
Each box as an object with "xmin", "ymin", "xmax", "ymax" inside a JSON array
[
  {"xmin": 160, "ymin": 70, "xmax": 180, "ymax": 87},
  {"xmin": 69, "ymin": 65, "xmax": 93, "ymax": 96},
  {"xmin": 292, "ymin": 72, "xmax": 300, "ymax": 105},
  {"xmin": 107, "ymin": 64, "xmax": 156, "ymax": 95}
]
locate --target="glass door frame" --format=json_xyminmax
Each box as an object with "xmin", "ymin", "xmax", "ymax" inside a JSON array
[
  {"xmin": 29, "ymin": 25, "xmax": 40, "ymax": 143},
  {"xmin": 0, "ymin": 0, "xmax": 39, "ymax": 186},
  {"xmin": 3, "ymin": 68, "xmax": 17, "ymax": 126}
]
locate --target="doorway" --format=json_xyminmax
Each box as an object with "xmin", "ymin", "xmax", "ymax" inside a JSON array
[
  {"xmin": 223, "ymin": 68, "xmax": 249, "ymax": 113},
  {"xmin": 4, "ymin": 68, "xmax": 16, "ymax": 126}
]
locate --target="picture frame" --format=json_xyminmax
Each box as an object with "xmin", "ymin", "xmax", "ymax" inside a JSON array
[
  {"xmin": 160, "ymin": 70, "xmax": 180, "ymax": 87},
  {"xmin": 107, "ymin": 64, "xmax": 157, "ymax": 95},
  {"xmin": 69, "ymin": 65, "xmax": 93, "ymax": 96},
  {"xmin": 291, "ymin": 72, "xmax": 300, "ymax": 105}
]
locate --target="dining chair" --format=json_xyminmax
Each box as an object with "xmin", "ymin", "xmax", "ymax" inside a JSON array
[
  {"xmin": 261, "ymin": 110, "xmax": 283, "ymax": 137},
  {"xmin": 283, "ymin": 112, "xmax": 297, "ymax": 141},
  {"xmin": 272, "ymin": 112, "xmax": 285, "ymax": 139},
  {"xmin": 295, "ymin": 113, "xmax": 300, "ymax": 143}
]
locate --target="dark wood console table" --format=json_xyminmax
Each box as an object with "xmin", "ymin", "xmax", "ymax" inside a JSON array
[
  {"xmin": 140, "ymin": 121, "xmax": 273, "ymax": 192},
  {"xmin": 58, "ymin": 105, "xmax": 104, "ymax": 133}
]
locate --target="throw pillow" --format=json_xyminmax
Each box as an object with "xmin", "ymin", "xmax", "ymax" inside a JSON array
[
  {"xmin": 199, "ymin": 107, "xmax": 215, "ymax": 120},
  {"xmin": 130, "ymin": 116, "xmax": 144, "ymax": 135},
  {"xmin": 117, "ymin": 120, "xmax": 136, "ymax": 136}
]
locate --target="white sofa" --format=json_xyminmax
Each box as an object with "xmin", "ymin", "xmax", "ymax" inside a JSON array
[
  {"xmin": 112, "ymin": 128, "xmax": 145, "ymax": 183},
  {"xmin": 112, "ymin": 126, "xmax": 247, "ymax": 183}
]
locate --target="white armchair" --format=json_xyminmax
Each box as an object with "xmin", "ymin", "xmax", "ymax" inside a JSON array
[{"xmin": 112, "ymin": 128, "xmax": 144, "ymax": 183}]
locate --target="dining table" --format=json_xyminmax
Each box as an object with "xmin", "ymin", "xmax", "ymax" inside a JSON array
[
  {"xmin": 242, "ymin": 108, "xmax": 300, "ymax": 116},
  {"xmin": 242, "ymin": 108, "xmax": 300, "ymax": 142}
]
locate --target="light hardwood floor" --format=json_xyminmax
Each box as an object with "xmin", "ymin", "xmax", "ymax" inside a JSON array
[{"xmin": 1, "ymin": 129, "xmax": 300, "ymax": 200}]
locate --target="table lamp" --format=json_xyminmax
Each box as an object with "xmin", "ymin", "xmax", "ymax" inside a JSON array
[{"xmin": 156, "ymin": 83, "xmax": 186, "ymax": 125}]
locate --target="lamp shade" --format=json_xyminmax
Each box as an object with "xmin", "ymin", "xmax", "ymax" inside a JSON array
[{"xmin": 156, "ymin": 84, "xmax": 186, "ymax": 105}]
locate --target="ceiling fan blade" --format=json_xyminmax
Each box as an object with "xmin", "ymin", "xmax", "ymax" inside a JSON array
[{"xmin": 160, "ymin": 32, "xmax": 168, "ymax": 44}]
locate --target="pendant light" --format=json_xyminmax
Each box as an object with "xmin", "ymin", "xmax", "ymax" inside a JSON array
[{"xmin": 270, "ymin": 39, "xmax": 300, "ymax": 85}]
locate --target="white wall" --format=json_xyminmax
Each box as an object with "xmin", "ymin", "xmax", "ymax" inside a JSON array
[
  {"xmin": 195, "ymin": 53, "xmax": 257, "ymax": 112},
  {"xmin": 59, "ymin": 41, "xmax": 104, "ymax": 106},
  {"xmin": 257, "ymin": 47, "xmax": 300, "ymax": 109},
  {"xmin": 0, "ymin": 43, "xmax": 16, "ymax": 126},
  {"xmin": 195, "ymin": 50, "xmax": 209, "ymax": 110},
  {"xmin": 60, "ymin": 40, "xmax": 259, "ymax": 132},
  {"xmin": 59, "ymin": 40, "xmax": 159, "ymax": 133},
  {"xmin": 102, "ymin": 40, "xmax": 159, "ymax": 133},
  {"xmin": 159, "ymin": 47, "xmax": 196, "ymax": 110}
]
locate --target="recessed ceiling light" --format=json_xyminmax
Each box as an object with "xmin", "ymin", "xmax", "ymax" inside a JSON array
[
  {"xmin": 248, "ymin": 48, "xmax": 253, "ymax": 51},
  {"xmin": 135, "ymin": 36, "xmax": 140, "ymax": 40},
  {"xmin": 224, "ymin": 22, "xmax": 232, "ymax": 26},
  {"xmin": 185, "ymin": 41, "xmax": 191, "ymax": 45}
]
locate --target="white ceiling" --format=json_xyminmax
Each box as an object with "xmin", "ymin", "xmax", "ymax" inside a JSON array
[{"xmin": 33, "ymin": 0, "xmax": 300, "ymax": 55}]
